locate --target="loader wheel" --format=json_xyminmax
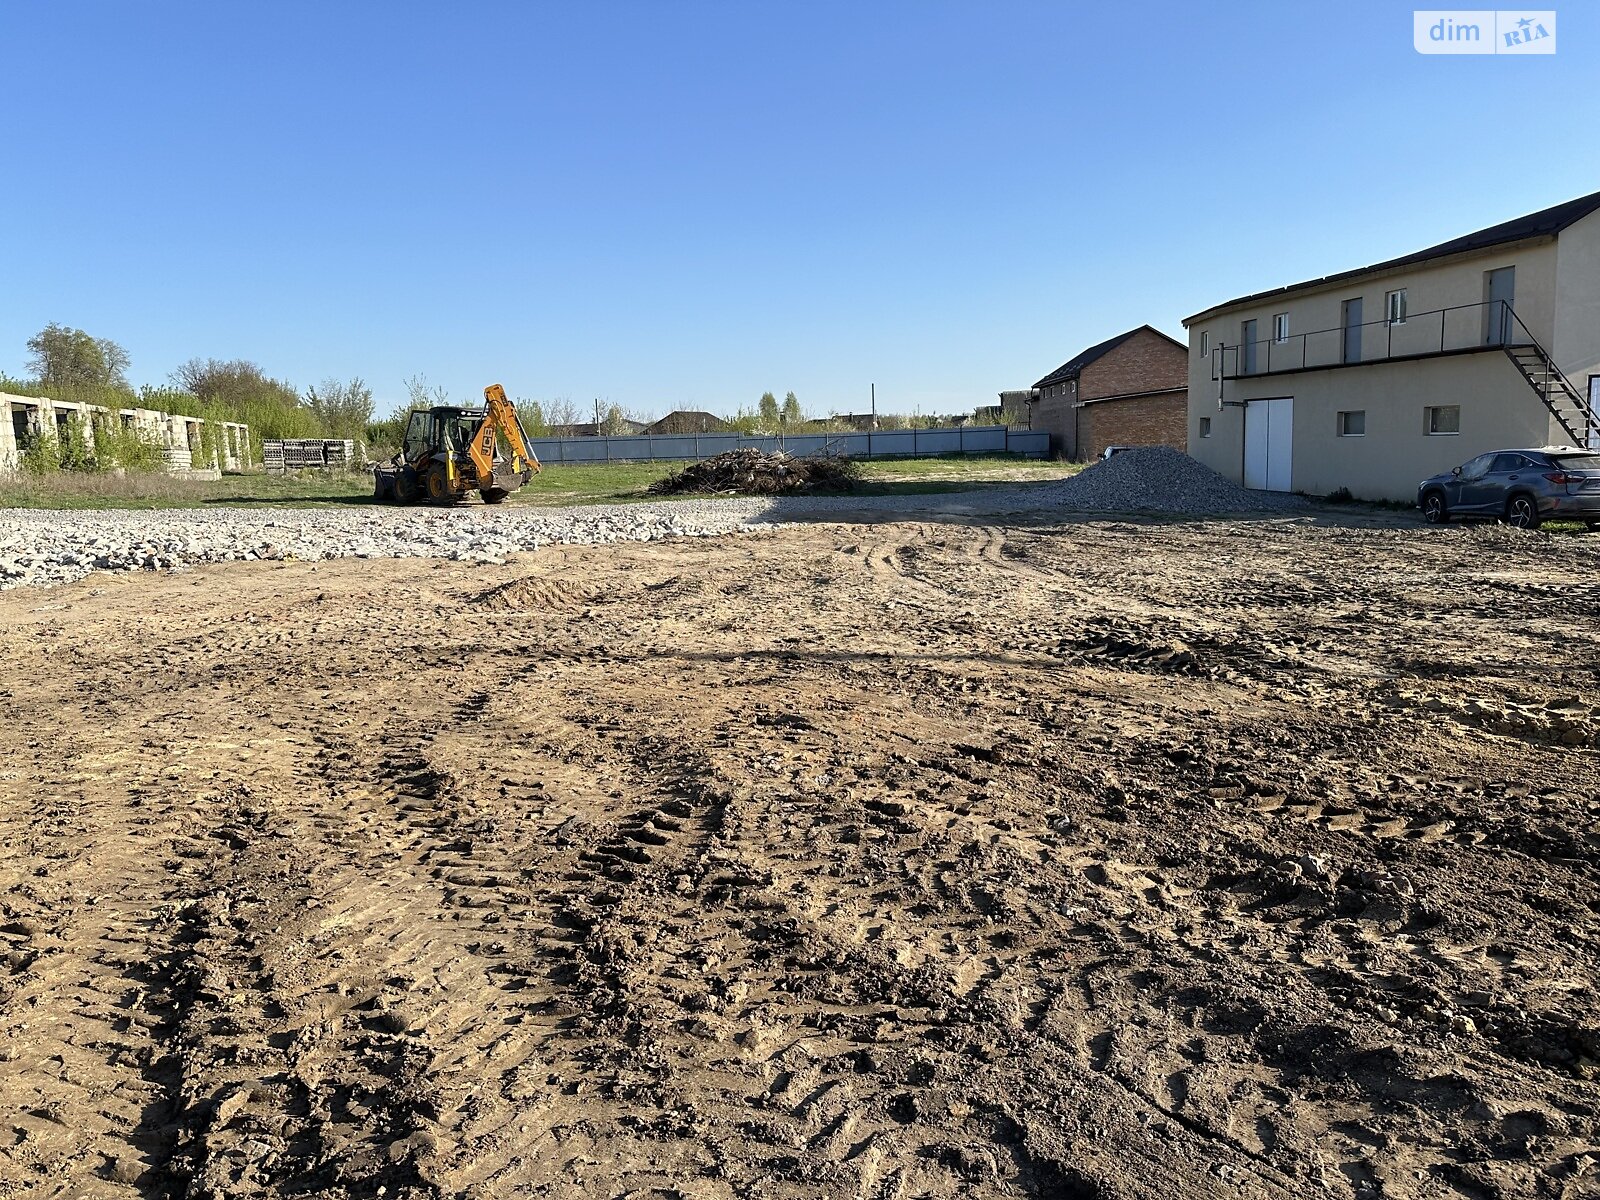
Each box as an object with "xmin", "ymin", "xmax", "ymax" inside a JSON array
[
  {"xmin": 394, "ymin": 469, "xmax": 420, "ymax": 504},
  {"xmin": 373, "ymin": 473, "xmax": 395, "ymax": 504},
  {"xmin": 426, "ymin": 464, "xmax": 456, "ymax": 505},
  {"xmin": 482, "ymin": 487, "xmax": 510, "ymax": 505}
]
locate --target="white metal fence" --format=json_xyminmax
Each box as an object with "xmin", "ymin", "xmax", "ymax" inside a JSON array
[{"xmin": 525, "ymin": 424, "xmax": 1048, "ymax": 465}]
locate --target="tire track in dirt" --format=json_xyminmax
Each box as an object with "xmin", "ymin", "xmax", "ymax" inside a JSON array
[
  {"xmin": 0, "ymin": 710, "xmax": 253, "ymax": 1197},
  {"xmin": 198, "ymin": 681, "xmax": 756, "ymax": 1197},
  {"xmin": 4, "ymin": 521, "xmax": 1600, "ymax": 1199}
]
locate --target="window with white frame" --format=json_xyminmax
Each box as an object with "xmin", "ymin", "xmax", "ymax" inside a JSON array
[
  {"xmin": 1426, "ymin": 404, "xmax": 1460, "ymax": 435},
  {"xmin": 1273, "ymin": 313, "xmax": 1290, "ymax": 343},
  {"xmin": 1386, "ymin": 288, "xmax": 1408, "ymax": 325},
  {"xmin": 1199, "ymin": 330, "xmax": 1208, "ymax": 358},
  {"xmin": 1199, "ymin": 417, "xmax": 1212, "ymax": 438},
  {"xmin": 1337, "ymin": 410, "xmax": 1365, "ymax": 437}
]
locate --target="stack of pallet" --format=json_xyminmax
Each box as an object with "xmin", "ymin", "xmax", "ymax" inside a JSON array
[{"xmin": 261, "ymin": 439, "xmax": 358, "ymax": 474}]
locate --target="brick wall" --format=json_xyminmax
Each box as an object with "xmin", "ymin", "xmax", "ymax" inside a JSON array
[
  {"xmin": 1080, "ymin": 391, "xmax": 1189, "ymax": 458},
  {"xmin": 1030, "ymin": 381, "xmax": 1080, "ymax": 458},
  {"xmin": 1078, "ymin": 329, "xmax": 1187, "ymax": 400}
]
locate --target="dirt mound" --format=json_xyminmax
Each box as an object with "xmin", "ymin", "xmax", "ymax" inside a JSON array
[
  {"xmin": 470, "ymin": 575, "xmax": 597, "ymax": 611},
  {"xmin": 648, "ymin": 449, "xmax": 859, "ymax": 495},
  {"xmin": 1049, "ymin": 445, "xmax": 1312, "ymax": 514}
]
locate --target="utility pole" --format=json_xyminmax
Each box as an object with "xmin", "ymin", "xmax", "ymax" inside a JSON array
[
  {"xmin": 868, "ymin": 383, "xmax": 875, "ymax": 456},
  {"xmin": 594, "ymin": 398, "xmax": 601, "ymax": 431}
]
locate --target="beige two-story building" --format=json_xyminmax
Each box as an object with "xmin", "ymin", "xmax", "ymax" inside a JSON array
[{"xmin": 1183, "ymin": 191, "xmax": 1600, "ymax": 501}]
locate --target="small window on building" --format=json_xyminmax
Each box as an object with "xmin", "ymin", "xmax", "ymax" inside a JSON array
[
  {"xmin": 1337, "ymin": 410, "xmax": 1365, "ymax": 437},
  {"xmin": 1199, "ymin": 331, "xmax": 1209, "ymax": 358},
  {"xmin": 1273, "ymin": 313, "xmax": 1290, "ymax": 343},
  {"xmin": 1426, "ymin": 404, "xmax": 1460, "ymax": 435},
  {"xmin": 1199, "ymin": 417, "xmax": 1212, "ymax": 438},
  {"xmin": 1386, "ymin": 288, "xmax": 1408, "ymax": 325}
]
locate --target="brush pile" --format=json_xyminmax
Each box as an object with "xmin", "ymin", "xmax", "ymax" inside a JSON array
[{"xmin": 648, "ymin": 449, "xmax": 860, "ymax": 496}]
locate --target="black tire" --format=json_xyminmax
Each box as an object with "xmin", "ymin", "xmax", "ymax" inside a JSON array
[
  {"xmin": 373, "ymin": 473, "xmax": 395, "ymax": 504},
  {"xmin": 1505, "ymin": 493, "xmax": 1542, "ymax": 530},
  {"xmin": 394, "ymin": 469, "xmax": 420, "ymax": 504},
  {"xmin": 1420, "ymin": 490, "xmax": 1448, "ymax": 524},
  {"xmin": 426, "ymin": 463, "xmax": 457, "ymax": 505},
  {"xmin": 1585, "ymin": 521, "xmax": 1600, "ymax": 533},
  {"xmin": 481, "ymin": 487, "xmax": 511, "ymax": 505}
]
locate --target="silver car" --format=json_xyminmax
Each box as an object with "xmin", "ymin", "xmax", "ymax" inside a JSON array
[{"xmin": 1418, "ymin": 447, "xmax": 1600, "ymax": 529}]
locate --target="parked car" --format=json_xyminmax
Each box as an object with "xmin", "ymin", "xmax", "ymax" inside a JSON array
[{"xmin": 1417, "ymin": 447, "xmax": 1600, "ymax": 529}]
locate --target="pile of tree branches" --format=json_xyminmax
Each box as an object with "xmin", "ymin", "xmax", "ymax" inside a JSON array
[{"xmin": 648, "ymin": 449, "xmax": 860, "ymax": 495}]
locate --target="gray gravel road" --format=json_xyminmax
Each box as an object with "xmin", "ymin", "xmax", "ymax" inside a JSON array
[{"xmin": 0, "ymin": 449, "xmax": 1332, "ymax": 590}]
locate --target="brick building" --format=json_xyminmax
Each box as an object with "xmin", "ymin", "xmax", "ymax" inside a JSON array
[{"xmin": 1029, "ymin": 325, "xmax": 1188, "ymax": 459}]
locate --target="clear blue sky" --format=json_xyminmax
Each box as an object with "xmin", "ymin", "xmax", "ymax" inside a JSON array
[{"xmin": 1, "ymin": 1, "xmax": 1593, "ymax": 420}]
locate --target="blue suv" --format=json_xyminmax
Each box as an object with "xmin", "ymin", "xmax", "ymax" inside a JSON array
[{"xmin": 1418, "ymin": 447, "xmax": 1600, "ymax": 529}]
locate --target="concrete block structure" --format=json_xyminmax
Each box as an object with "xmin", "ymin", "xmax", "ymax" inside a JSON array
[
  {"xmin": 1184, "ymin": 190, "xmax": 1600, "ymax": 501},
  {"xmin": 1029, "ymin": 326, "xmax": 1188, "ymax": 460},
  {"xmin": 1, "ymin": 391, "xmax": 250, "ymax": 474}
]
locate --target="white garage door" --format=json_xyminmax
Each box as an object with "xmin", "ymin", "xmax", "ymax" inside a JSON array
[{"xmin": 1243, "ymin": 398, "xmax": 1293, "ymax": 492}]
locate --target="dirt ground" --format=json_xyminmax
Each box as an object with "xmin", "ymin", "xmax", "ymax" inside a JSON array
[{"xmin": 2, "ymin": 511, "xmax": 1599, "ymax": 1200}]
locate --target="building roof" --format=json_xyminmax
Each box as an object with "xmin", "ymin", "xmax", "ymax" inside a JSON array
[
  {"xmin": 1032, "ymin": 325, "xmax": 1184, "ymax": 390},
  {"xmin": 642, "ymin": 410, "xmax": 731, "ymax": 434},
  {"xmin": 1186, "ymin": 188, "xmax": 1600, "ymax": 324},
  {"xmin": 546, "ymin": 419, "xmax": 647, "ymax": 437}
]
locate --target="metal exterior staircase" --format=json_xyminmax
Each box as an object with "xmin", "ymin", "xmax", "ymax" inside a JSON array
[
  {"xmin": 1502, "ymin": 307, "xmax": 1599, "ymax": 448},
  {"xmin": 1504, "ymin": 343, "xmax": 1598, "ymax": 447}
]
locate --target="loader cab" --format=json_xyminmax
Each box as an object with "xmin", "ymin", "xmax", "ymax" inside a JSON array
[{"xmin": 403, "ymin": 407, "xmax": 483, "ymax": 462}]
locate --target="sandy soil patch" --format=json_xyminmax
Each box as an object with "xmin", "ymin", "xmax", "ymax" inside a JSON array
[{"xmin": 1, "ymin": 514, "xmax": 1596, "ymax": 1199}]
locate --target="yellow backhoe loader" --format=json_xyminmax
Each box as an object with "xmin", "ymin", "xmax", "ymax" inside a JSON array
[{"xmin": 373, "ymin": 383, "xmax": 541, "ymax": 505}]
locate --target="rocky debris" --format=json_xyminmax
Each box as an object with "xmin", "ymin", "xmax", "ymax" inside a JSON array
[
  {"xmin": 1040, "ymin": 446, "xmax": 1312, "ymax": 514},
  {"xmin": 647, "ymin": 449, "xmax": 859, "ymax": 495},
  {"xmin": 0, "ymin": 501, "xmax": 777, "ymax": 590}
]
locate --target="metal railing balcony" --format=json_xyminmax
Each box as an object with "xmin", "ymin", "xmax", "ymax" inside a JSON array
[{"xmin": 1215, "ymin": 299, "xmax": 1532, "ymax": 380}]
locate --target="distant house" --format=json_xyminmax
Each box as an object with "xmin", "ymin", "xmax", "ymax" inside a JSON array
[
  {"xmin": 1030, "ymin": 326, "xmax": 1187, "ymax": 459},
  {"xmin": 642, "ymin": 410, "xmax": 731, "ymax": 435},
  {"xmin": 981, "ymin": 389, "xmax": 1038, "ymax": 427},
  {"xmin": 546, "ymin": 419, "xmax": 647, "ymax": 437},
  {"xmin": 829, "ymin": 412, "xmax": 879, "ymax": 432}
]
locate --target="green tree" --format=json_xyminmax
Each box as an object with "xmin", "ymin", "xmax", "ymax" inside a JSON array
[
  {"xmin": 600, "ymin": 403, "xmax": 631, "ymax": 435},
  {"xmin": 170, "ymin": 358, "xmax": 313, "ymax": 450},
  {"xmin": 758, "ymin": 391, "xmax": 779, "ymax": 425},
  {"xmin": 305, "ymin": 377, "xmax": 376, "ymax": 440},
  {"xmin": 403, "ymin": 373, "xmax": 450, "ymax": 410},
  {"xmin": 26, "ymin": 323, "xmax": 130, "ymax": 390},
  {"xmin": 516, "ymin": 400, "xmax": 549, "ymax": 436},
  {"xmin": 781, "ymin": 391, "xmax": 802, "ymax": 424},
  {"xmin": 172, "ymin": 358, "xmax": 298, "ymax": 408}
]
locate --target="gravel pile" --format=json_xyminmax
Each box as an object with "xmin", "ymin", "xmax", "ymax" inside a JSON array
[
  {"xmin": 0, "ymin": 449, "xmax": 1316, "ymax": 590},
  {"xmin": 0, "ymin": 501, "xmax": 774, "ymax": 590},
  {"xmin": 1038, "ymin": 447, "xmax": 1312, "ymax": 514}
]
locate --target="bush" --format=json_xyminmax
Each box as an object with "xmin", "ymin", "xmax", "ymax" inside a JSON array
[
  {"xmin": 18, "ymin": 430, "xmax": 61, "ymax": 475},
  {"xmin": 59, "ymin": 416, "xmax": 95, "ymax": 471},
  {"xmin": 93, "ymin": 422, "xmax": 165, "ymax": 472}
]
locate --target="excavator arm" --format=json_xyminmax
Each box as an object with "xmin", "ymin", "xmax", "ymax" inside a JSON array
[{"xmin": 466, "ymin": 383, "xmax": 542, "ymax": 484}]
